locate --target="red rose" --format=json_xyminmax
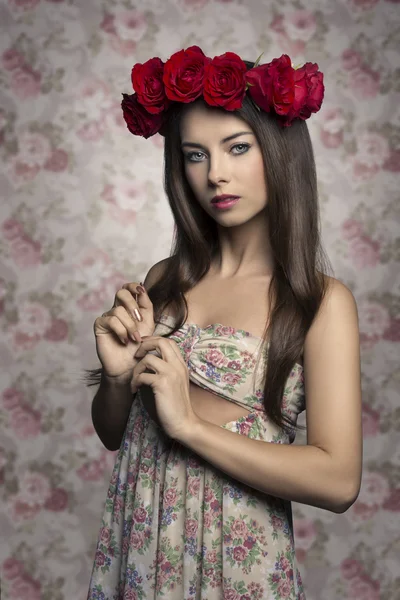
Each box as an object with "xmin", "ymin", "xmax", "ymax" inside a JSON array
[
  {"xmin": 121, "ymin": 93, "xmax": 164, "ymax": 138},
  {"xmin": 246, "ymin": 54, "xmax": 295, "ymax": 117},
  {"xmin": 203, "ymin": 52, "xmax": 247, "ymax": 110},
  {"xmin": 290, "ymin": 62, "xmax": 324, "ymax": 121},
  {"xmin": 163, "ymin": 45, "xmax": 210, "ymax": 103},
  {"xmin": 246, "ymin": 55, "xmax": 324, "ymax": 127},
  {"xmin": 131, "ymin": 57, "xmax": 170, "ymax": 114}
]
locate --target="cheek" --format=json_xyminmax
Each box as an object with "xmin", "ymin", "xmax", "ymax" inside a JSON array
[
  {"xmin": 247, "ymin": 157, "xmax": 268, "ymax": 200},
  {"xmin": 248, "ymin": 154, "xmax": 264, "ymax": 177},
  {"xmin": 185, "ymin": 165, "xmax": 202, "ymax": 190},
  {"xmin": 241, "ymin": 155, "xmax": 266, "ymax": 188}
]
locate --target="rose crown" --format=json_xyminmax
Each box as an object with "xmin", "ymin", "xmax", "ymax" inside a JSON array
[{"xmin": 121, "ymin": 46, "xmax": 325, "ymax": 139}]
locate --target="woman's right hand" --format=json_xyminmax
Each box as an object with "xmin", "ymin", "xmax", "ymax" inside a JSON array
[{"xmin": 93, "ymin": 282, "xmax": 155, "ymax": 387}]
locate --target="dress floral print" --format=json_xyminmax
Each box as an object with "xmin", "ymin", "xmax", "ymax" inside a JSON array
[{"xmin": 87, "ymin": 314, "xmax": 307, "ymax": 599}]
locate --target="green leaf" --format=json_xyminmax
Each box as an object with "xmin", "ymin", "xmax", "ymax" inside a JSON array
[{"xmin": 253, "ymin": 52, "xmax": 264, "ymax": 68}]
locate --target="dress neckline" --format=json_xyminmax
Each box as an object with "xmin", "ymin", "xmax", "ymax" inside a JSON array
[
  {"xmin": 159, "ymin": 313, "xmax": 304, "ymax": 370},
  {"xmin": 159, "ymin": 313, "xmax": 265, "ymax": 342}
]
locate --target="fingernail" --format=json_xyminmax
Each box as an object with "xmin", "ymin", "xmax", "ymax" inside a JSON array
[
  {"xmin": 136, "ymin": 285, "xmax": 146, "ymax": 294},
  {"xmin": 133, "ymin": 331, "xmax": 142, "ymax": 343},
  {"xmin": 133, "ymin": 308, "xmax": 143, "ymax": 322}
]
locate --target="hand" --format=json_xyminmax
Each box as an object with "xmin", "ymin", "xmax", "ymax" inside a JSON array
[
  {"xmin": 132, "ymin": 336, "xmax": 200, "ymax": 440},
  {"xmin": 93, "ymin": 282, "xmax": 155, "ymax": 389}
]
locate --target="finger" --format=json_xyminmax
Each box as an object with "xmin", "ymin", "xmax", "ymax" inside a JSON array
[
  {"xmin": 115, "ymin": 285, "xmax": 153, "ymax": 322},
  {"xmin": 131, "ymin": 368, "xmax": 155, "ymax": 393},
  {"xmin": 121, "ymin": 281, "xmax": 143, "ymax": 293},
  {"xmin": 96, "ymin": 315, "xmax": 130, "ymax": 346},
  {"xmin": 132, "ymin": 339, "xmax": 185, "ymax": 393},
  {"xmin": 135, "ymin": 337, "xmax": 186, "ymax": 365},
  {"xmin": 134, "ymin": 353, "xmax": 164, "ymax": 376},
  {"xmin": 132, "ymin": 353, "xmax": 158, "ymax": 392},
  {"xmin": 100, "ymin": 311, "xmax": 140, "ymax": 345},
  {"xmin": 133, "ymin": 352, "xmax": 178, "ymax": 392},
  {"xmin": 115, "ymin": 288, "xmax": 144, "ymax": 323},
  {"xmin": 112, "ymin": 305, "xmax": 143, "ymax": 343},
  {"xmin": 112, "ymin": 282, "xmax": 139, "ymax": 312},
  {"xmin": 120, "ymin": 282, "xmax": 153, "ymax": 311}
]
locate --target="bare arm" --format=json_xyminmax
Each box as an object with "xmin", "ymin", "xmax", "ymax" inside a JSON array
[
  {"xmin": 91, "ymin": 256, "xmax": 171, "ymax": 451},
  {"xmin": 92, "ymin": 372, "xmax": 138, "ymax": 451},
  {"xmin": 177, "ymin": 279, "xmax": 362, "ymax": 514}
]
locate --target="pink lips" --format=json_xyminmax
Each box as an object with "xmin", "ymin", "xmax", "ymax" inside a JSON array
[
  {"xmin": 211, "ymin": 197, "xmax": 240, "ymax": 210},
  {"xmin": 211, "ymin": 194, "xmax": 240, "ymax": 204}
]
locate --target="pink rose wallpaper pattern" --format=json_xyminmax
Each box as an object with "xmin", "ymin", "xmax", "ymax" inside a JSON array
[{"xmin": 0, "ymin": 0, "xmax": 399, "ymax": 598}]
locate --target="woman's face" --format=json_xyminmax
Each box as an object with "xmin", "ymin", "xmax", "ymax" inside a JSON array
[{"xmin": 180, "ymin": 101, "xmax": 268, "ymax": 223}]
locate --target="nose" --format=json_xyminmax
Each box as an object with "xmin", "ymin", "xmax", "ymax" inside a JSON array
[{"xmin": 207, "ymin": 153, "xmax": 231, "ymax": 187}]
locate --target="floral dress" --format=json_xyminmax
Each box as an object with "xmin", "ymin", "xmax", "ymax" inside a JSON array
[{"xmin": 87, "ymin": 313, "xmax": 307, "ymax": 600}]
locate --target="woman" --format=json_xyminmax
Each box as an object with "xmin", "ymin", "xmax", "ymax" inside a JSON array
[{"xmin": 84, "ymin": 47, "xmax": 362, "ymax": 599}]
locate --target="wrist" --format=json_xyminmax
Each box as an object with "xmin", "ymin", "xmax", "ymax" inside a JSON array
[{"xmin": 101, "ymin": 371, "xmax": 133, "ymax": 388}]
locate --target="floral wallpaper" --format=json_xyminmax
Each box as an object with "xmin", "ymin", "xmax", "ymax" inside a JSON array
[{"xmin": 0, "ymin": 0, "xmax": 399, "ymax": 598}]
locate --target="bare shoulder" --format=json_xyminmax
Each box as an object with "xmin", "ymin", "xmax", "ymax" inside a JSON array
[
  {"xmin": 306, "ymin": 274, "xmax": 359, "ymax": 350},
  {"xmin": 320, "ymin": 274, "xmax": 358, "ymax": 317},
  {"xmin": 143, "ymin": 256, "xmax": 171, "ymax": 291}
]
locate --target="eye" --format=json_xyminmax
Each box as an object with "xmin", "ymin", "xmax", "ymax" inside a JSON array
[
  {"xmin": 231, "ymin": 143, "xmax": 251, "ymax": 154},
  {"xmin": 185, "ymin": 151, "xmax": 206, "ymax": 162},
  {"xmin": 184, "ymin": 143, "xmax": 251, "ymax": 163}
]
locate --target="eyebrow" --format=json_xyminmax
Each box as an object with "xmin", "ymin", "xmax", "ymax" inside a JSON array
[{"xmin": 181, "ymin": 131, "xmax": 254, "ymax": 150}]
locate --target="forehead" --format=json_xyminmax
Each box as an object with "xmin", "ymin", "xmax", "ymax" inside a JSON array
[{"xmin": 179, "ymin": 101, "xmax": 250, "ymax": 140}]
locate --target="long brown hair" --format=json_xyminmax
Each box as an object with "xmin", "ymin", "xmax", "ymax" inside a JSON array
[{"xmin": 83, "ymin": 59, "xmax": 333, "ymax": 437}]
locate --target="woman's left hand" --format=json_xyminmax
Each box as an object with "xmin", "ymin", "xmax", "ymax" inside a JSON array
[{"xmin": 132, "ymin": 336, "xmax": 200, "ymax": 441}]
